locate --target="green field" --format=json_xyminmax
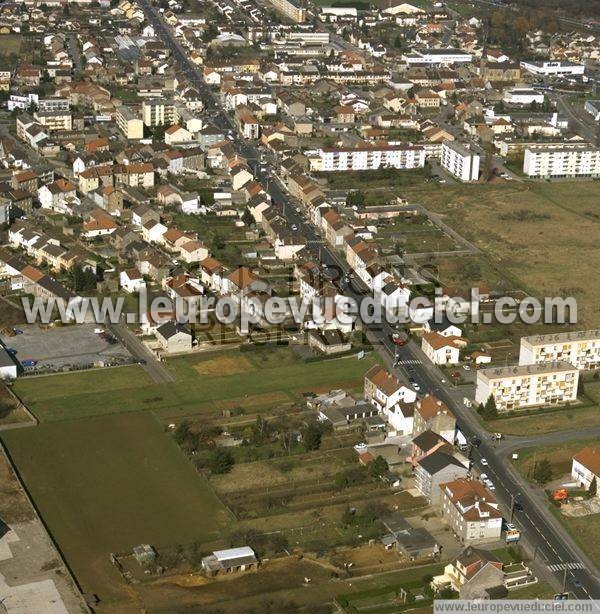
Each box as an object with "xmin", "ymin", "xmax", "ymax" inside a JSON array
[
  {"xmin": 13, "ymin": 347, "xmax": 381, "ymax": 422},
  {"xmin": 0, "ymin": 34, "xmax": 22, "ymax": 57},
  {"xmin": 2, "ymin": 412, "xmax": 230, "ymax": 607}
]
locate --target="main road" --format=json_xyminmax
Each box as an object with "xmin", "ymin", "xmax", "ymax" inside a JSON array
[{"xmin": 140, "ymin": 0, "xmax": 600, "ymax": 598}]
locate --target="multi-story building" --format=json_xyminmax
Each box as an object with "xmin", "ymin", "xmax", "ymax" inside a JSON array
[
  {"xmin": 266, "ymin": 0, "xmax": 306, "ymax": 22},
  {"xmin": 34, "ymin": 110, "xmax": 72, "ymax": 132},
  {"xmin": 475, "ymin": 362, "xmax": 579, "ymax": 411},
  {"xmin": 310, "ymin": 144, "xmax": 425, "ymax": 172},
  {"xmin": 141, "ymin": 99, "xmax": 178, "ymax": 127},
  {"xmin": 415, "ymin": 451, "xmax": 468, "ymax": 505},
  {"xmin": 439, "ymin": 479, "xmax": 503, "ymax": 544},
  {"xmin": 519, "ymin": 60, "xmax": 585, "ymax": 76},
  {"xmin": 116, "ymin": 106, "xmax": 144, "ymax": 140},
  {"xmin": 519, "ymin": 330, "xmax": 600, "ymax": 371},
  {"xmin": 412, "ymin": 395, "xmax": 456, "ymax": 443},
  {"xmin": 584, "ymin": 100, "xmax": 600, "ymax": 121},
  {"xmin": 364, "ymin": 364, "xmax": 417, "ymax": 414},
  {"xmin": 441, "ymin": 141, "xmax": 480, "ymax": 182},
  {"xmin": 523, "ymin": 147, "xmax": 600, "ymax": 179},
  {"xmin": 38, "ymin": 98, "xmax": 70, "ymax": 113},
  {"xmin": 404, "ymin": 48, "xmax": 472, "ymax": 66}
]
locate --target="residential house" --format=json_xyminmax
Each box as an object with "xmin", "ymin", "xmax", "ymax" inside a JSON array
[
  {"xmin": 415, "ymin": 451, "xmax": 469, "ymax": 505},
  {"xmin": 439, "ymin": 478, "xmax": 503, "ymax": 544},
  {"xmin": 413, "ymin": 395, "xmax": 456, "ymax": 443},
  {"xmin": 572, "ymin": 446, "xmax": 600, "ymax": 493}
]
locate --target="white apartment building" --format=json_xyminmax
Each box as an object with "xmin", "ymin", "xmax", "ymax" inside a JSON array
[
  {"xmin": 519, "ymin": 330, "xmax": 600, "ymax": 371},
  {"xmin": 117, "ymin": 106, "xmax": 144, "ymax": 140},
  {"xmin": 310, "ymin": 145, "xmax": 425, "ymax": 172},
  {"xmin": 475, "ymin": 362, "xmax": 579, "ymax": 411},
  {"xmin": 503, "ymin": 88, "xmax": 545, "ymax": 106},
  {"xmin": 439, "ymin": 479, "xmax": 503, "ymax": 544},
  {"xmin": 584, "ymin": 100, "xmax": 600, "ymax": 121},
  {"xmin": 38, "ymin": 98, "xmax": 70, "ymax": 113},
  {"xmin": 267, "ymin": 0, "xmax": 306, "ymax": 22},
  {"xmin": 523, "ymin": 147, "xmax": 600, "ymax": 179},
  {"xmin": 141, "ymin": 99, "xmax": 178, "ymax": 127},
  {"xmin": 441, "ymin": 141, "xmax": 480, "ymax": 182},
  {"xmin": 404, "ymin": 48, "xmax": 472, "ymax": 66},
  {"xmin": 287, "ymin": 31, "xmax": 330, "ymax": 44},
  {"xmin": 519, "ymin": 60, "xmax": 585, "ymax": 76}
]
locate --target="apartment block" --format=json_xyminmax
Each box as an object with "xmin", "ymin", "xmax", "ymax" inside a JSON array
[
  {"xmin": 117, "ymin": 106, "xmax": 144, "ymax": 140},
  {"xmin": 34, "ymin": 110, "xmax": 72, "ymax": 132},
  {"xmin": 439, "ymin": 479, "xmax": 503, "ymax": 544},
  {"xmin": 310, "ymin": 144, "xmax": 425, "ymax": 172},
  {"xmin": 441, "ymin": 141, "xmax": 480, "ymax": 182},
  {"xmin": 404, "ymin": 48, "xmax": 472, "ymax": 66},
  {"xmin": 475, "ymin": 362, "xmax": 579, "ymax": 411},
  {"xmin": 523, "ymin": 147, "xmax": 600, "ymax": 179},
  {"xmin": 267, "ymin": 0, "xmax": 306, "ymax": 22},
  {"xmin": 519, "ymin": 330, "xmax": 600, "ymax": 371},
  {"xmin": 142, "ymin": 99, "xmax": 178, "ymax": 127}
]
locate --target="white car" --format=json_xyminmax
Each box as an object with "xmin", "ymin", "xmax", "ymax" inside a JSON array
[
  {"xmin": 481, "ymin": 458, "xmax": 489, "ymax": 466},
  {"xmin": 480, "ymin": 473, "xmax": 488, "ymax": 481},
  {"xmin": 463, "ymin": 365, "xmax": 471, "ymax": 371},
  {"xmin": 354, "ymin": 443, "xmax": 367, "ymax": 452}
]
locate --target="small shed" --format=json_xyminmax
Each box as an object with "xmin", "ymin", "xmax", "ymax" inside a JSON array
[{"xmin": 133, "ymin": 544, "xmax": 156, "ymax": 566}]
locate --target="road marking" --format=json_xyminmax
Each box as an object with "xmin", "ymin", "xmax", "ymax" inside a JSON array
[
  {"xmin": 548, "ymin": 562, "xmax": 586, "ymax": 572},
  {"xmin": 395, "ymin": 359, "xmax": 423, "ymax": 365}
]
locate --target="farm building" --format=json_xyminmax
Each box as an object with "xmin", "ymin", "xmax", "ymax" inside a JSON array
[{"xmin": 201, "ymin": 546, "xmax": 258, "ymax": 576}]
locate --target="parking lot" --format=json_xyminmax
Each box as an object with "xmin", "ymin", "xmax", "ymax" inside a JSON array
[{"xmin": 1, "ymin": 324, "xmax": 133, "ymax": 374}]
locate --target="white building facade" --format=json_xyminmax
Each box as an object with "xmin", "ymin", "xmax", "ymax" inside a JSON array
[{"xmin": 475, "ymin": 362, "xmax": 579, "ymax": 411}]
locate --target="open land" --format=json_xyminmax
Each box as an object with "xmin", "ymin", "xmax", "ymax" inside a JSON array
[
  {"xmin": 12, "ymin": 345, "xmax": 381, "ymax": 422},
  {"xmin": 1, "ymin": 412, "xmax": 231, "ymax": 609}
]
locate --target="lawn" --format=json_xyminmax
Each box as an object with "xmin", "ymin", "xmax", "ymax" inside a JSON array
[
  {"xmin": 13, "ymin": 346, "xmax": 381, "ymax": 422},
  {"xmin": 402, "ymin": 181, "xmax": 600, "ymax": 326},
  {"xmin": 1, "ymin": 412, "xmax": 231, "ymax": 609},
  {"xmin": 0, "ymin": 34, "xmax": 22, "ymax": 57},
  {"xmin": 319, "ymin": 168, "xmax": 432, "ymax": 192},
  {"xmin": 513, "ymin": 440, "xmax": 590, "ymax": 482},
  {"xmin": 513, "ymin": 440, "xmax": 600, "ymax": 569},
  {"xmin": 484, "ymin": 401, "xmax": 600, "ymax": 436}
]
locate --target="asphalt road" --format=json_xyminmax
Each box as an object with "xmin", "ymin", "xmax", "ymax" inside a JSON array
[
  {"xmin": 140, "ymin": 0, "xmax": 600, "ymax": 598},
  {"xmin": 107, "ymin": 321, "xmax": 175, "ymax": 384}
]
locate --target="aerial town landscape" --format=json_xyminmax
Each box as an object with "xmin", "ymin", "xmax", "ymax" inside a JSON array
[{"xmin": 0, "ymin": 0, "xmax": 599, "ymax": 611}]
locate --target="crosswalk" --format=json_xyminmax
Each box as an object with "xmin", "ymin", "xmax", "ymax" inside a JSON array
[
  {"xmin": 394, "ymin": 359, "xmax": 423, "ymax": 365},
  {"xmin": 548, "ymin": 562, "xmax": 586, "ymax": 572}
]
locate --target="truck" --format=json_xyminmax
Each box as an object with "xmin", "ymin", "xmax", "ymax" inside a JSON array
[{"xmin": 504, "ymin": 523, "xmax": 521, "ymax": 543}]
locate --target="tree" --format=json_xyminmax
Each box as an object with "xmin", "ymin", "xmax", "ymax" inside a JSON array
[
  {"xmin": 346, "ymin": 190, "xmax": 365, "ymax": 208},
  {"xmin": 69, "ymin": 263, "xmax": 97, "ymax": 292},
  {"xmin": 369, "ymin": 455, "xmax": 389, "ymax": 478},
  {"xmin": 493, "ymin": 100, "xmax": 506, "ymax": 114},
  {"xmin": 341, "ymin": 505, "xmax": 355, "ymax": 526},
  {"xmin": 207, "ymin": 448, "xmax": 235, "ymax": 474},
  {"xmin": 241, "ymin": 207, "xmax": 254, "ymax": 226},
  {"xmin": 588, "ymin": 476, "xmax": 597, "ymax": 498},
  {"xmin": 269, "ymin": 533, "xmax": 289, "ymax": 553},
  {"xmin": 302, "ymin": 422, "xmax": 322, "ymax": 451},
  {"xmin": 173, "ymin": 420, "xmax": 191, "ymax": 445},
  {"xmin": 483, "ymin": 395, "xmax": 498, "ymax": 419},
  {"xmin": 532, "ymin": 458, "xmax": 552, "ymax": 484}
]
